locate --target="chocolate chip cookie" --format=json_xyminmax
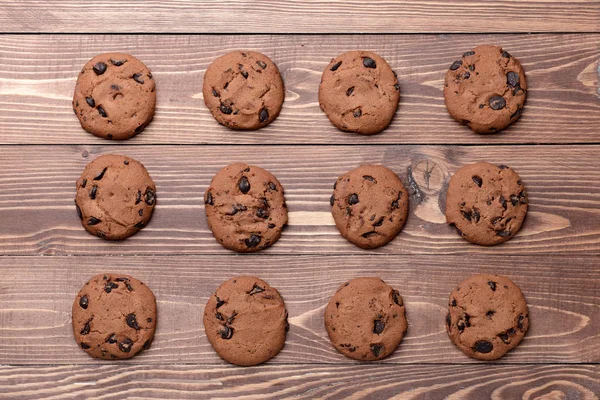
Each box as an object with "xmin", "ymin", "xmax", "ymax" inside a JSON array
[
  {"xmin": 446, "ymin": 274, "xmax": 529, "ymax": 360},
  {"xmin": 75, "ymin": 155, "xmax": 156, "ymax": 240},
  {"xmin": 72, "ymin": 273, "xmax": 157, "ymax": 359},
  {"xmin": 73, "ymin": 53, "xmax": 156, "ymax": 140},
  {"xmin": 331, "ymin": 165, "xmax": 409, "ymax": 249},
  {"xmin": 444, "ymin": 45, "xmax": 527, "ymax": 133},
  {"xmin": 324, "ymin": 277, "xmax": 407, "ymax": 361},
  {"xmin": 445, "ymin": 162, "xmax": 527, "ymax": 246},
  {"xmin": 204, "ymin": 163, "xmax": 287, "ymax": 252},
  {"xmin": 203, "ymin": 276, "xmax": 288, "ymax": 366},
  {"xmin": 319, "ymin": 51, "xmax": 400, "ymax": 135},
  {"xmin": 203, "ymin": 51, "xmax": 285, "ymax": 130}
]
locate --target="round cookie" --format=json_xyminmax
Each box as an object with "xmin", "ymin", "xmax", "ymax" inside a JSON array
[
  {"xmin": 446, "ymin": 274, "xmax": 529, "ymax": 360},
  {"xmin": 73, "ymin": 53, "xmax": 156, "ymax": 140},
  {"xmin": 444, "ymin": 45, "xmax": 527, "ymax": 134},
  {"xmin": 203, "ymin": 51, "xmax": 285, "ymax": 130},
  {"xmin": 445, "ymin": 162, "xmax": 527, "ymax": 246},
  {"xmin": 319, "ymin": 51, "xmax": 400, "ymax": 135},
  {"xmin": 324, "ymin": 277, "xmax": 407, "ymax": 361},
  {"xmin": 204, "ymin": 163, "xmax": 288, "ymax": 252},
  {"xmin": 72, "ymin": 273, "xmax": 157, "ymax": 359},
  {"xmin": 331, "ymin": 165, "xmax": 408, "ymax": 249},
  {"xmin": 75, "ymin": 154, "xmax": 156, "ymax": 240},
  {"xmin": 203, "ymin": 276, "xmax": 288, "ymax": 366}
]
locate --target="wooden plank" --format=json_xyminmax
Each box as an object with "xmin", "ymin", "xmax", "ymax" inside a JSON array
[
  {"xmin": 0, "ymin": 364, "xmax": 598, "ymax": 399},
  {"xmin": 0, "ymin": 145, "xmax": 599, "ymax": 256},
  {"xmin": 0, "ymin": 34, "xmax": 598, "ymax": 145},
  {"xmin": 0, "ymin": 255, "xmax": 598, "ymax": 365},
  {"xmin": 1, "ymin": 1, "xmax": 599, "ymax": 34}
]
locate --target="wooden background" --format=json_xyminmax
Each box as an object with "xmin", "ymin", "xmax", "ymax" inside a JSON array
[{"xmin": 0, "ymin": 1, "xmax": 599, "ymax": 399}]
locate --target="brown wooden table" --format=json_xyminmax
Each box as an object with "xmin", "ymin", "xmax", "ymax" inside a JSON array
[{"xmin": 0, "ymin": 2, "xmax": 599, "ymax": 398}]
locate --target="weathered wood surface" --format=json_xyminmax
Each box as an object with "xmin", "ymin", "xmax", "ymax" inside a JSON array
[
  {"xmin": 0, "ymin": 255, "xmax": 598, "ymax": 365},
  {"xmin": 1, "ymin": 1, "xmax": 599, "ymax": 34},
  {"xmin": 0, "ymin": 364, "xmax": 598, "ymax": 399},
  {"xmin": 0, "ymin": 145, "xmax": 599, "ymax": 256},
  {"xmin": 0, "ymin": 34, "xmax": 598, "ymax": 145}
]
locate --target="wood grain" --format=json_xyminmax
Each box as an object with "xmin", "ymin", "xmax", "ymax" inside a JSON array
[
  {"xmin": 1, "ymin": 1, "xmax": 599, "ymax": 34},
  {"xmin": 0, "ymin": 34, "xmax": 598, "ymax": 145},
  {"xmin": 1, "ymin": 145, "xmax": 599, "ymax": 256},
  {"xmin": 0, "ymin": 364, "xmax": 598, "ymax": 399},
  {"xmin": 0, "ymin": 255, "xmax": 598, "ymax": 365}
]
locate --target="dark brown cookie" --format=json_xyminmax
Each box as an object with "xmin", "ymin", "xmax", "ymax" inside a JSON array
[
  {"xmin": 73, "ymin": 53, "xmax": 156, "ymax": 140},
  {"xmin": 203, "ymin": 51, "xmax": 285, "ymax": 130},
  {"xmin": 446, "ymin": 274, "xmax": 529, "ymax": 360},
  {"xmin": 319, "ymin": 51, "xmax": 400, "ymax": 135},
  {"xmin": 324, "ymin": 277, "xmax": 407, "ymax": 361},
  {"xmin": 203, "ymin": 276, "xmax": 288, "ymax": 366},
  {"xmin": 445, "ymin": 162, "xmax": 527, "ymax": 246},
  {"xmin": 72, "ymin": 273, "xmax": 157, "ymax": 359},
  {"xmin": 444, "ymin": 45, "xmax": 527, "ymax": 134},
  {"xmin": 75, "ymin": 154, "xmax": 156, "ymax": 240},
  {"xmin": 204, "ymin": 163, "xmax": 287, "ymax": 252},
  {"xmin": 331, "ymin": 165, "xmax": 409, "ymax": 249}
]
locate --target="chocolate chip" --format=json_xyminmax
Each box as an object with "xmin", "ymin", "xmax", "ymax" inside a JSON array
[
  {"xmin": 205, "ymin": 191, "xmax": 213, "ymax": 206},
  {"xmin": 259, "ymin": 108, "xmax": 269, "ymax": 123},
  {"xmin": 106, "ymin": 334, "xmax": 117, "ymax": 344},
  {"xmin": 256, "ymin": 60, "xmax": 267, "ymax": 69},
  {"xmin": 496, "ymin": 230, "xmax": 511, "ymax": 237},
  {"xmin": 89, "ymin": 185, "xmax": 98, "ymax": 199},
  {"xmin": 135, "ymin": 190, "xmax": 142, "ymax": 205},
  {"xmin": 239, "ymin": 176, "xmax": 250, "ymax": 193},
  {"xmin": 220, "ymin": 104, "xmax": 233, "ymax": 114},
  {"xmin": 132, "ymin": 73, "xmax": 144, "ymax": 84},
  {"xmin": 472, "ymin": 175, "xmax": 482, "ymax": 187},
  {"xmin": 486, "ymin": 310, "xmax": 495, "ymax": 318},
  {"xmin": 126, "ymin": 314, "xmax": 140, "ymax": 330},
  {"xmin": 468, "ymin": 65, "xmax": 475, "ymax": 71},
  {"xmin": 373, "ymin": 320, "xmax": 385, "ymax": 334},
  {"xmin": 348, "ymin": 193, "xmax": 359, "ymax": 205},
  {"xmin": 451, "ymin": 299, "xmax": 457, "ymax": 307},
  {"xmin": 517, "ymin": 315, "xmax": 526, "ymax": 330},
  {"xmin": 511, "ymin": 107, "xmax": 523, "ymax": 120},
  {"xmin": 212, "ymin": 88, "xmax": 219, "ymax": 97},
  {"xmin": 330, "ymin": 195, "xmax": 335, "ymax": 206},
  {"xmin": 473, "ymin": 340, "xmax": 493, "ymax": 353},
  {"xmin": 144, "ymin": 188, "xmax": 156, "ymax": 206},
  {"xmin": 97, "ymin": 106, "xmax": 107, "ymax": 118},
  {"xmin": 330, "ymin": 61, "xmax": 342, "ymax": 71},
  {"xmin": 110, "ymin": 59, "xmax": 126, "ymax": 66},
  {"xmin": 501, "ymin": 50, "xmax": 511, "ymax": 59},
  {"xmin": 124, "ymin": 160, "xmax": 129, "ymax": 165},
  {"xmin": 488, "ymin": 281, "xmax": 496, "ymax": 291},
  {"xmin": 245, "ymin": 234, "xmax": 261, "ymax": 248},
  {"xmin": 463, "ymin": 51, "xmax": 475, "ymax": 57},
  {"xmin": 220, "ymin": 326, "xmax": 233, "ymax": 339},
  {"xmin": 373, "ymin": 217, "xmax": 384, "ymax": 227},
  {"xmin": 93, "ymin": 62, "xmax": 107, "ymax": 75},
  {"xmin": 464, "ymin": 314, "xmax": 471, "ymax": 327},
  {"xmin": 80, "ymin": 342, "xmax": 91, "ymax": 349},
  {"xmin": 392, "ymin": 290, "xmax": 403, "ymax": 306},
  {"xmin": 134, "ymin": 222, "xmax": 144, "ymax": 229},
  {"xmin": 362, "ymin": 57, "xmax": 376, "ymax": 68},
  {"xmin": 457, "ymin": 321, "xmax": 465, "ymax": 332},
  {"xmin": 353, "ymin": 108, "xmax": 362, "ymax": 118},
  {"xmin": 449, "ymin": 60, "xmax": 462, "ymax": 70},
  {"xmin": 93, "ymin": 167, "xmax": 107, "ymax": 181},
  {"xmin": 87, "ymin": 217, "xmax": 101, "ymax": 225},
  {"xmin": 248, "ymin": 284, "xmax": 265, "ymax": 295},
  {"xmin": 461, "ymin": 210, "xmax": 472, "ymax": 222},
  {"xmin": 346, "ymin": 86, "xmax": 354, "ymax": 96},
  {"xmin": 216, "ymin": 296, "xmax": 225, "ymax": 308},
  {"xmin": 79, "ymin": 295, "xmax": 88, "ymax": 309},
  {"xmin": 370, "ymin": 344, "xmax": 384, "ymax": 357},
  {"xmin": 85, "ymin": 97, "xmax": 95, "ymax": 108},
  {"xmin": 519, "ymin": 191, "xmax": 527, "ymax": 204},
  {"xmin": 462, "ymin": 71, "xmax": 471, "ymax": 79},
  {"xmin": 498, "ymin": 332, "xmax": 510, "ymax": 344},
  {"xmin": 104, "ymin": 281, "xmax": 118, "ymax": 293},
  {"xmin": 472, "ymin": 209, "xmax": 480, "ymax": 223},
  {"xmin": 363, "ymin": 175, "xmax": 376, "ymax": 182},
  {"xmin": 361, "ymin": 231, "xmax": 376, "ymax": 238},
  {"xmin": 507, "ymin": 72, "xmax": 520, "ymax": 87},
  {"xmin": 489, "ymin": 96, "xmax": 506, "ymax": 110},
  {"xmin": 119, "ymin": 338, "xmax": 133, "ymax": 352},
  {"xmin": 510, "ymin": 194, "xmax": 519, "ymax": 206},
  {"xmin": 240, "ymin": 70, "xmax": 248, "ymax": 79},
  {"xmin": 500, "ymin": 196, "xmax": 508, "ymax": 210},
  {"xmin": 268, "ymin": 223, "xmax": 276, "ymax": 229},
  {"xmin": 142, "ymin": 340, "xmax": 151, "ymax": 350},
  {"xmin": 446, "ymin": 313, "xmax": 451, "ymax": 327},
  {"xmin": 394, "ymin": 83, "xmax": 400, "ymax": 91}
]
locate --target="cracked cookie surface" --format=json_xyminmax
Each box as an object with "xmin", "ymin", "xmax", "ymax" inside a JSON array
[
  {"xmin": 204, "ymin": 163, "xmax": 288, "ymax": 252},
  {"xmin": 75, "ymin": 154, "xmax": 156, "ymax": 240},
  {"xmin": 319, "ymin": 50, "xmax": 400, "ymax": 135},
  {"xmin": 203, "ymin": 51, "xmax": 285, "ymax": 130},
  {"xmin": 331, "ymin": 165, "xmax": 408, "ymax": 249},
  {"xmin": 446, "ymin": 274, "xmax": 529, "ymax": 360},
  {"xmin": 444, "ymin": 45, "xmax": 527, "ymax": 134},
  {"xmin": 324, "ymin": 277, "xmax": 407, "ymax": 361},
  {"xmin": 72, "ymin": 273, "xmax": 157, "ymax": 359},
  {"xmin": 445, "ymin": 162, "xmax": 527, "ymax": 246},
  {"xmin": 203, "ymin": 276, "xmax": 288, "ymax": 366},
  {"xmin": 73, "ymin": 52, "xmax": 156, "ymax": 140}
]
